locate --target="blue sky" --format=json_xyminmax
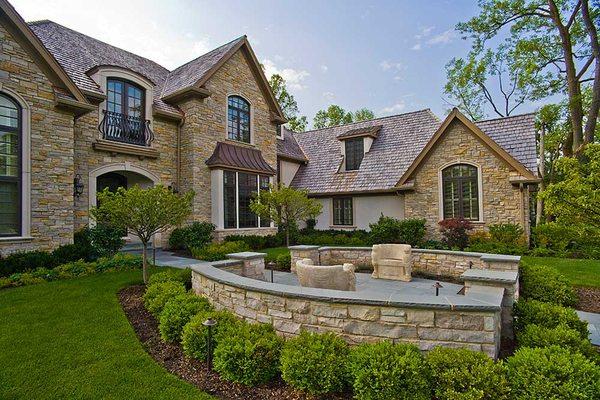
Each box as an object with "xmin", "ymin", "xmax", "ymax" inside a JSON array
[{"xmin": 13, "ymin": 0, "xmax": 541, "ymax": 127}]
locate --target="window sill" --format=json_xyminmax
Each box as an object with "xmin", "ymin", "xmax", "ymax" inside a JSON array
[
  {"xmin": 330, "ymin": 225, "xmax": 357, "ymax": 229},
  {"xmin": 0, "ymin": 236, "xmax": 34, "ymax": 243},
  {"xmin": 92, "ymin": 139, "xmax": 159, "ymax": 159},
  {"xmin": 217, "ymin": 227, "xmax": 276, "ymax": 231}
]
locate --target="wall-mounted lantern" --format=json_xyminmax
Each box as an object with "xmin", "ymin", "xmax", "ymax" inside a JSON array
[{"xmin": 73, "ymin": 174, "xmax": 84, "ymax": 198}]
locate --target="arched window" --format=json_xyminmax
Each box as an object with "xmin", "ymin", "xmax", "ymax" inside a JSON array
[
  {"xmin": 442, "ymin": 164, "xmax": 479, "ymax": 220},
  {"xmin": 0, "ymin": 93, "xmax": 21, "ymax": 236},
  {"xmin": 227, "ymin": 95, "xmax": 250, "ymax": 143}
]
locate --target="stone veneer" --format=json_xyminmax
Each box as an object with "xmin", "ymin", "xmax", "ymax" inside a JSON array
[
  {"xmin": 403, "ymin": 119, "xmax": 531, "ymax": 240},
  {"xmin": 191, "ymin": 263, "xmax": 503, "ymax": 358},
  {"xmin": 0, "ymin": 24, "xmax": 76, "ymax": 253}
]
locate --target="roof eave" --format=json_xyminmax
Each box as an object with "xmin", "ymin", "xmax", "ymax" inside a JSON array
[
  {"xmin": 206, "ymin": 163, "xmax": 276, "ymax": 176},
  {"xmin": 152, "ymin": 105, "xmax": 183, "ymax": 121},
  {"xmin": 161, "ymin": 86, "xmax": 212, "ymax": 103},
  {"xmin": 55, "ymin": 94, "xmax": 96, "ymax": 116}
]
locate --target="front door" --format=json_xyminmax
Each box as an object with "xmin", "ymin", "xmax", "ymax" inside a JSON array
[{"xmin": 97, "ymin": 172, "xmax": 128, "ymax": 237}]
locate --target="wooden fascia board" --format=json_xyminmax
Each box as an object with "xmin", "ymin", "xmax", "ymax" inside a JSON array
[
  {"xmin": 152, "ymin": 105, "xmax": 183, "ymax": 121},
  {"xmin": 161, "ymin": 86, "xmax": 211, "ymax": 103}
]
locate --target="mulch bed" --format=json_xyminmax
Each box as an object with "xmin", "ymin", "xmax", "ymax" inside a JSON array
[
  {"xmin": 577, "ymin": 287, "xmax": 600, "ymax": 313},
  {"xmin": 118, "ymin": 285, "xmax": 349, "ymax": 400}
]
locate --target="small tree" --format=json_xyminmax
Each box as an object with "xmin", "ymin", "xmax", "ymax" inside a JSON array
[
  {"xmin": 92, "ymin": 185, "xmax": 194, "ymax": 284},
  {"xmin": 250, "ymin": 184, "xmax": 322, "ymax": 246}
]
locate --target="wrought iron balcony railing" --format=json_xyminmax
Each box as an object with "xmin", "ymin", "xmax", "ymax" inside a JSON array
[{"xmin": 98, "ymin": 110, "xmax": 154, "ymax": 147}]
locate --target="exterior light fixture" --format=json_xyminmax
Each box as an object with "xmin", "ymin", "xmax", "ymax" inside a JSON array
[
  {"xmin": 267, "ymin": 261, "xmax": 276, "ymax": 283},
  {"xmin": 73, "ymin": 174, "xmax": 84, "ymax": 198},
  {"xmin": 202, "ymin": 318, "xmax": 217, "ymax": 370},
  {"xmin": 433, "ymin": 281, "xmax": 443, "ymax": 296}
]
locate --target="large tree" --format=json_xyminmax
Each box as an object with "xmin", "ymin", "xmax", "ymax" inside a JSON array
[
  {"xmin": 268, "ymin": 73, "xmax": 308, "ymax": 132},
  {"xmin": 447, "ymin": 0, "xmax": 600, "ymax": 155},
  {"xmin": 313, "ymin": 105, "xmax": 375, "ymax": 129}
]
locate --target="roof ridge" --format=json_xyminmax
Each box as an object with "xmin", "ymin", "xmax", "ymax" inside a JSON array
[
  {"xmin": 27, "ymin": 19, "xmax": 170, "ymax": 73},
  {"xmin": 295, "ymin": 108, "xmax": 434, "ymax": 135},
  {"xmin": 476, "ymin": 112, "xmax": 537, "ymax": 124},
  {"xmin": 168, "ymin": 35, "xmax": 246, "ymax": 74}
]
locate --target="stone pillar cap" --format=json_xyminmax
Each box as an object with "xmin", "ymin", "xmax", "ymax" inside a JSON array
[
  {"xmin": 288, "ymin": 245, "xmax": 320, "ymax": 250},
  {"xmin": 227, "ymin": 251, "xmax": 266, "ymax": 260}
]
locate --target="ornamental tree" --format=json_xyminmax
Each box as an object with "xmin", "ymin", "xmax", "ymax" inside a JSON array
[
  {"xmin": 250, "ymin": 184, "xmax": 322, "ymax": 246},
  {"xmin": 92, "ymin": 185, "xmax": 194, "ymax": 284}
]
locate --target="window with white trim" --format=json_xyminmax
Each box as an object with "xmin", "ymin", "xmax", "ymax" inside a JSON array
[
  {"xmin": 223, "ymin": 170, "xmax": 271, "ymax": 229},
  {"xmin": 0, "ymin": 93, "xmax": 21, "ymax": 236}
]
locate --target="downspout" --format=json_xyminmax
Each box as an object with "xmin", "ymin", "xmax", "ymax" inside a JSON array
[
  {"xmin": 176, "ymin": 114, "xmax": 185, "ymax": 193},
  {"xmin": 519, "ymin": 182, "xmax": 527, "ymax": 241}
]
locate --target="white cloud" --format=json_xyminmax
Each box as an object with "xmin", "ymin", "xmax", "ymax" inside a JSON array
[
  {"xmin": 320, "ymin": 65, "xmax": 329, "ymax": 73},
  {"xmin": 322, "ymin": 91, "xmax": 335, "ymax": 101},
  {"xmin": 427, "ymin": 29, "xmax": 457, "ymax": 45},
  {"xmin": 411, "ymin": 43, "xmax": 422, "ymax": 51},
  {"xmin": 379, "ymin": 60, "xmax": 405, "ymax": 81},
  {"xmin": 262, "ymin": 59, "xmax": 310, "ymax": 91},
  {"xmin": 380, "ymin": 101, "xmax": 406, "ymax": 115},
  {"xmin": 414, "ymin": 25, "xmax": 435, "ymax": 40}
]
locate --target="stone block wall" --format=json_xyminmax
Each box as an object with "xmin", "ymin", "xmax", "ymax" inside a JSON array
[{"xmin": 192, "ymin": 271, "xmax": 501, "ymax": 358}]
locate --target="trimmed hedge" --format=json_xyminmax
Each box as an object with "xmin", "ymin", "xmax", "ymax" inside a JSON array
[
  {"xmin": 532, "ymin": 222, "xmax": 600, "ymax": 259},
  {"xmin": 143, "ymin": 281, "xmax": 186, "ymax": 317},
  {"xmin": 519, "ymin": 262, "xmax": 578, "ymax": 306},
  {"xmin": 168, "ymin": 222, "xmax": 215, "ymax": 252},
  {"xmin": 280, "ymin": 331, "xmax": 349, "ymax": 396},
  {"xmin": 158, "ymin": 293, "xmax": 212, "ymax": 343},
  {"xmin": 223, "ymin": 234, "xmax": 284, "ymax": 250},
  {"xmin": 182, "ymin": 310, "xmax": 241, "ymax": 360},
  {"xmin": 506, "ymin": 346, "xmax": 600, "ymax": 399},
  {"xmin": 369, "ymin": 216, "xmax": 427, "ymax": 247},
  {"xmin": 426, "ymin": 346, "xmax": 509, "ymax": 400},
  {"xmin": 516, "ymin": 324, "xmax": 597, "ymax": 359},
  {"xmin": 513, "ymin": 299, "xmax": 588, "ymax": 337},
  {"xmin": 148, "ymin": 268, "xmax": 192, "ymax": 289},
  {"xmin": 213, "ymin": 323, "xmax": 283, "ymax": 385},
  {"xmin": 348, "ymin": 341, "xmax": 431, "ymax": 400},
  {"xmin": 191, "ymin": 241, "xmax": 250, "ymax": 261}
]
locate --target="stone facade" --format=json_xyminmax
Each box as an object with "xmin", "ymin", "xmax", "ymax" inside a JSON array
[
  {"xmin": 404, "ymin": 119, "xmax": 530, "ymax": 240},
  {"xmin": 192, "ymin": 270, "xmax": 502, "ymax": 358},
  {"xmin": 0, "ymin": 24, "xmax": 75, "ymax": 253}
]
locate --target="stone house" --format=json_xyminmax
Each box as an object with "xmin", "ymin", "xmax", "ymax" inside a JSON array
[{"xmin": 0, "ymin": 0, "xmax": 539, "ymax": 255}]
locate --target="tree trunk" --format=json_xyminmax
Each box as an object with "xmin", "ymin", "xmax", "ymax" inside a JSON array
[
  {"xmin": 142, "ymin": 242, "xmax": 148, "ymax": 285},
  {"xmin": 536, "ymin": 126, "xmax": 545, "ymax": 226},
  {"xmin": 285, "ymin": 225, "xmax": 290, "ymax": 247},
  {"xmin": 581, "ymin": 0, "xmax": 600, "ymax": 145}
]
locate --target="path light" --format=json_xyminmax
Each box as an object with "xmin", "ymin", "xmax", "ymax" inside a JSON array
[
  {"xmin": 267, "ymin": 261, "xmax": 276, "ymax": 283},
  {"xmin": 433, "ymin": 281, "xmax": 443, "ymax": 296},
  {"xmin": 202, "ymin": 318, "xmax": 217, "ymax": 370}
]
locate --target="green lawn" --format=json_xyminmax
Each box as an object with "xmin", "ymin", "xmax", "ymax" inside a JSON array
[
  {"xmin": 263, "ymin": 246, "xmax": 290, "ymax": 260},
  {"xmin": 522, "ymin": 256, "xmax": 600, "ymax": 288},
  {"xmin": 0, "ymin": 269, "xmax": 213, "ymax": 400}
]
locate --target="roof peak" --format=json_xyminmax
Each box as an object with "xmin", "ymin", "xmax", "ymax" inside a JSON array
[
  {"xmin": 476, "ymin": 112, "xmax": 537, "ymax": 124},
  {"xmin": 168, "ymin": 35, "xmax": 246, "ymax": 74}
]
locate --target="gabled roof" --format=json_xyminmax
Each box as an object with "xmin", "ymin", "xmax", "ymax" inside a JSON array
[
  {"xmin": 288, "ymin": 109, "xmax": 539, "ymax": 195},
  {"xmin": 337, "ymin": 125, "xmax": 382, "ymax": 140},
  {"xmin": 396, "ymin": 108, "xmax": 538, "ymax": 186},
  {"xmin": 206, "ymin": 141, "xmax": 276, "ymax": 175},
  {"xmin": 277, "ymin": 126, "xmax": 308, "ymax": 163},
  {"xmin": 0, "ymin": 0, "xmax": 89, "ymax": 108}
]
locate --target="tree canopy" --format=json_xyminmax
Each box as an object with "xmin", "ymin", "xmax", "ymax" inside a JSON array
[
  {"xmin": 313, "ymin": 105, "xmax": 375, "ymax": 129},
  {"xmin": 268, "ymin": 73, "xmax": 308, "ymax": 132}
]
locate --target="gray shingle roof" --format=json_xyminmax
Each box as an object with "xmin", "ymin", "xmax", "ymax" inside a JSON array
[
  {"xmin": 288, "ymin": 110, "xmax": 537, "ymax": 194},
  {"xmin": 277, "ymin": 127, "xmax": 307, "ymax": 162}
]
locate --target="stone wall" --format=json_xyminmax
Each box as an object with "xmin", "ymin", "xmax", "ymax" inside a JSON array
[
  {"xmin": 191, "ymin": 269, "xmax": 502, "ymax": 358},
  {"xmin": 0, "ymin": 24, "xmax": 76, "ymax": 254},
  {"xmin": 294, "ymin": 246, "xmax": 520, "ymax": 278},
  {"xmin": 403, "ymin": 119, "xmax": 530, "ymax": 240}
]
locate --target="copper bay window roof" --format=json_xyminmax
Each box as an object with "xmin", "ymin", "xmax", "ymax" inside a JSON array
[{"xmin": 205, "ymin": 141, "xmax": 276, "ymax": 175}]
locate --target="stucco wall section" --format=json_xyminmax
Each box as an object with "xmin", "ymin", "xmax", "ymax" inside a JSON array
[
  {"xmin": 0, "ymin": 24, "xmax": 76, "ymax": 254},
  {"xmin": 403, "ymin": 120, "xmax": 529, "ymax": 239},
  {"xmin": 313, "ymin": 194, "xmax": 405, "ymax": 230}
]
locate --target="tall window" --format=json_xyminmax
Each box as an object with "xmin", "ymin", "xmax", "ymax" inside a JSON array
[
  {"xmin": 333, "ymin": 197, "xmax": 353, "ymax": 226},
  {"xmin": 223, "ymin": 171, "xmax": 271, "ymax": 229},
  {"xmin": 345, "ymin": 138, "xmax": 364, "ymax": 171},
  {"xmin": 442, "ymin": 164, "xmax": 479, "ymax": 220},
  {"xmin": 228, "ymin": 96, "xmax": 250, "ymax": 143},
  {"xmin": 0, "ymin": 93, "xmax": 21, "ymax": 236},
  {"xmin": 107, "ymin": 78, "xmax": 145, "ymax": 118}
]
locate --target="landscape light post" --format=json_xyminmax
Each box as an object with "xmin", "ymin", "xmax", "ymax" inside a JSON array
[
  {"xmin": 202, "ymin": 318, "xmax": 217, "ymax": 370},
  {"xmin": 433, "ymin": 281, "xmax": 443, "ymax": 296},
  {"xmin": 267, "ymin": 261, "xmax": 275, "ymax": 283}
]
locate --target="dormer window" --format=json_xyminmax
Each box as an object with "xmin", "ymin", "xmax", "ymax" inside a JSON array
[
  {"xmin": 228, "ymin": 95, "xmax": 250, "ymax": 143},
  {"xmin": 345, "ymin": 138, "xmax": 364, "ymax": 171}
]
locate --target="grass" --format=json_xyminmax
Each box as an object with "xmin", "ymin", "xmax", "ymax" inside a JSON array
[
  {"xmin": 522, "ymin": 256, "xmax": 600, "ymax": 288},
  {"xmin": 0, "ymin": 268, "xmax": 213, "ymax": 400},
  {"xmin": 263, "ymin": 246, "xmax": 290, "ymax": 260}
]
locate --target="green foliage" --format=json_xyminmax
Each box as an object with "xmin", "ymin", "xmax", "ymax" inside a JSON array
[
  {"xmin": 182, "ymin": 310, "xmax": 241, "ymax": 360},
  {"xmin": 532, "ymin": 222, "xmax": 600, "ymax": 259},
  {"xmin": 250, "ymin": 184, "xmax": 322, "ymax": 246},
  {"xmin": 148, "ymin": 268, "xmax": 192, "ymax": 288},
  {"xmin": 158, "ymin": 294, "xmax": 212, "ymax": 343},
  {"xmin": 313, "ymin": 105, "xmax": 375, "ymax": 128},
  {"xmin": 513, "ymin": 300, "xmax": 588, "ymax": 338},
  {"xmin": 168, "ymin": 222, "xmax": 215, "ymax": 252},
  {"xmin": 520, "ymin": 261, "xmax": 578, "ymax": 306},
  {"xmin": 516, "ymin": 324, "xmax": 597, "ymax": 359},
  {"xmin": 369, "ymin": 215, "xmax": 426, "ymax": 246},
  {"xmin": 0, "ymin": 250, "xmax": 58, "ymax": 277},
  {"xmin": 213, "ymin": 323, "xmax": 283, "ymax": 386},
  {"xmin": 92, "ymin": 185, "xmax": 194, "ymax": 283},
  {"xmin": 439, "ymin": 218, "xmax": 473, "ymax": 250},
  {"xmin": 94, "ymin": 253, "xmax": 143, "ymax": 273},
  {"xmin": 296, "ymin": 229, "xmax": 371, "ymax": 247},
  {"xmin": 426, "ymin": 346, "xmax": 509, "ymax": 400},
  {"xmin": 54, "ymin": 260, "xmax": 96, "ymax": 279},
  {"xmin": 468, "ymin": 223, "xmax": 528, "ymax": 255},
  {"xmin": 275, "ymin": 253, "xmax": 291, "ymax": 270},
  {"xmin": 280, "ymin": 331, "xmax": 349, "ymax": 396},
  {"xmin": 506, "ymin": 346, "xmax": 600, "ymax": 399},
  {"xmin": 223, "ymin": 233, "xmax": 284, "ymax": 250},
  {"xmin": 287, "ymin": 116, "xmax": 307, "ymax": 133},
  {"xmin": 348, "ymin": 341, "xmax": 431, "ymax": 400},
  {"xmin": 191, "ymin": 241, "xmax": 250, "ymax": 261},
  {"xmin": 353, "ymin": 108, "xmax": 375, "ymax": 122},
  {"xmin": 268, "ymin": 73, "xmax": 307, "ymax": 133},
  {"xmin": 143, "ymin": 281, "xmax": 186, "ymax": 317}
]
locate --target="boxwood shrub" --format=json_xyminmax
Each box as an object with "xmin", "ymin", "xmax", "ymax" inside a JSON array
[
  {"xmin": 148, "ymin": 268, "xmax": 192, "ymax": 288},
  {"xmin": 426, "ymin": 346, "xmax": 509, "ymax": 400},
  {"xmin": 143, "ymin": 281, "xmax": 186, "ymax": 316},
  {"xmin": 513, "ymin": 299, "xmax": 588, "ymax": 337},
  {"xmin": 348, "ymin": 341, "xmax": 431, "ymax": 400},
  {"xmin": 506, "ymin": 346, "xmax": 600, "ymax": 399},
  {"xmin": 213, "ymin": 323, "xmax": 283, "ymax": 386},
  {"xmin": 158, "ymin": 293, "xmax": 212, "ymax": 343},
  {"xmin": 191, "ymin": 241, "xmax": 250, "ymax": 261},
  {"xmin": 181, "ymin": 310, "xmax": 241, "ymax": 360},
  {"xmin": 280, "ymin": 331, "xmax": 349, "ymax": 396},
  {"xmin": 519, "ymin": 262, "xmax": 577, "ymax": 306},
  {"xmin": 168, "ymin": 222, "xmax": 215, "ymax": 251},
  {"xmin": 516, "ymin": 324, "xmax": 597, "ymax": 360},
  {"xmin": 368, "ymin": 216, "xmax": 427, "ymax": 246}
]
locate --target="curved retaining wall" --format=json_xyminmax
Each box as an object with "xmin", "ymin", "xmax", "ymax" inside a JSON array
[{"xmin": 191, "ymin": 263, "xmax": 503, "ymax": 358}]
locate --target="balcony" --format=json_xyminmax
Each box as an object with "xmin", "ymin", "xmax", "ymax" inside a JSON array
[{"xmin": 98, "ymin": 110, "xmax": 154, "ymax": 147}]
